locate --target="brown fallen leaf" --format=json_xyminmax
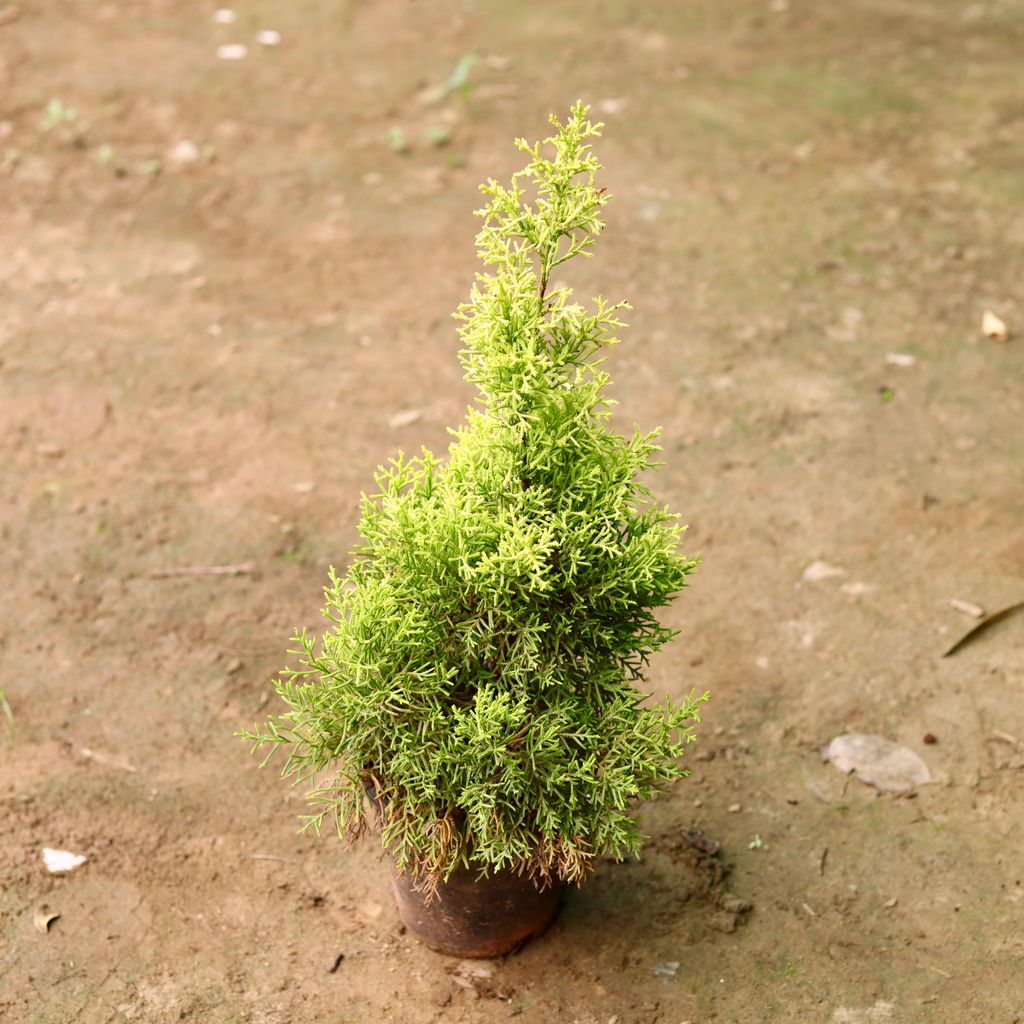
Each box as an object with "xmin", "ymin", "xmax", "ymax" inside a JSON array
[
  {"xmin": 33, "ymin": 904, "xmax": 60, "ymax": 934},
  {"xmin": 943, "ymin": 600, "xmax": 1024, "ymax": 657}
]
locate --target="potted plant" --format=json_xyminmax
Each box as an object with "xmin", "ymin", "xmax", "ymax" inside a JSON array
[{"xmin": 242, "ymin": 102, "xmax": 708, "ymax": 958}]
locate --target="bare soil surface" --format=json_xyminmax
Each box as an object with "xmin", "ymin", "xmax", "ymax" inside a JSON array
[{"xmin": 2, "ymin": 2, "xmax": 1023, "ymax": 1022}]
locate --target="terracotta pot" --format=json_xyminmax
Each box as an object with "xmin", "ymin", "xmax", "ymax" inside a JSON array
[{"xmin": 388, "ymin": 860, "xmax": 562, "ymax": 958}]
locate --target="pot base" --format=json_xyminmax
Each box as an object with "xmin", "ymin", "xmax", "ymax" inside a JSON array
[{"xmin": 389, "ymin": 863, "xmax": 562, "ymax": 958}]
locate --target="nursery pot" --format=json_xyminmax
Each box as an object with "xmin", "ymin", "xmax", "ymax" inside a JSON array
[{"xmin": 388, "ymin": 860, "xmax": 562, "ymax": 958}]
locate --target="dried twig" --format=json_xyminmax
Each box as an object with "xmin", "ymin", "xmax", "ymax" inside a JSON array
[
  {"xmin": 989, "ymin": 729, "xmax": 1022, "ymax": 747},
  {"xmin": 51, "ymin": 967, "xmax": 87, "ymax": 987},
  {"xmin": 947, "ymin": 597, "xmax": 984, "ymax": 619},
  {"xmin": 145, "ymin": 562, "xmax": 255, "ymax": 579}
]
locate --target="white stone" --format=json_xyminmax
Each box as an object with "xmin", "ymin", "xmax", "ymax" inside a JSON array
[
  {"xmin": 216, "ymin": 43, "xmax": 248, "ymax": 60},
  {"xmin": 43, "ymin": 848, "xmax": 87, "ymax": 873}
]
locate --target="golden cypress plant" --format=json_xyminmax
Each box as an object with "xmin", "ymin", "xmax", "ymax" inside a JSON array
[{"xmin": 243, "ymin": 102, "xmax": 707, "ymax": 893}]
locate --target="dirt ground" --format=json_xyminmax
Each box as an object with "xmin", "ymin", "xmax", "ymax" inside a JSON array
[{"xmin": 2, "ymin": 1, "xmax": 1023, "ymax": 1021}]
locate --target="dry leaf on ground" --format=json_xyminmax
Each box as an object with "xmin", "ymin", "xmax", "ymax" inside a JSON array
[{"xmin": 822, "ymin": 733, "xmax": 931, "ymax": 793}]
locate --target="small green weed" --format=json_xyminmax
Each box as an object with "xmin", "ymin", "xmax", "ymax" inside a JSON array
[
  {"xmin": 39, "ymin": 98, "xmax": 77, "ymax": 133},
  {"xmin": 445, "ymin": 53, "xmax": 478, "ymax": 93}
]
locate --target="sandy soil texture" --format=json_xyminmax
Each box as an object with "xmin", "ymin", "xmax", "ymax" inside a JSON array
[{"xmin": 2, "ymin": 2, "xmax": 1023, "ymax": 1022}]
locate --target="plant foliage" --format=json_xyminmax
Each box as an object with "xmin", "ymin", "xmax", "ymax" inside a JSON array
[{"xmin": 243, "ymin": 102, "xmax": 707, "ymax": 893}]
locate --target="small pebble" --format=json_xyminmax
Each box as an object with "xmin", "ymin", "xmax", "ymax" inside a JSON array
[
  {"xmin": 167, "ymin": 139, "xmax": 200, "ymax": 165},
  {"xmin": 213, "ymin": 8, "xmax": 236, "ymax": 23},
  {"xmin": 389, "ymin": 408, "xmax": 423, "ymax": 429},
  {"xmin": 256, "ymin": 29, "xmax": 281, "ymax": 45},
  {"xmin": 727, "ymin": 803, "xmax": 741, "ymax": 813},
  {"xmin": 982, "ymin": 310, "xmax": 1009, "ymax": 341},
  {"xmin": 803, "ymin": 559, "xmax": 845, "ymax": 582},
  {"xmin": 840, "ymin": 581, "xmax": 874, "ymax": 596},
  {"xmin": 885, "ymin": 352, "xmax": 917, "ymax": 367},
  {"xmin": 923, "ymin": 733, "xmax": 938, "ymax": 745},
  {"xmin": 652, "ymin": 961, "xmax": 680, "ymax": 979},
  {"xmin": 216, "ymin": 43, "xmax": 248, "ymax": 60},
  {"xmin": 43, "ymin": 848, "xmax": 87, "ymax": 873}
]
